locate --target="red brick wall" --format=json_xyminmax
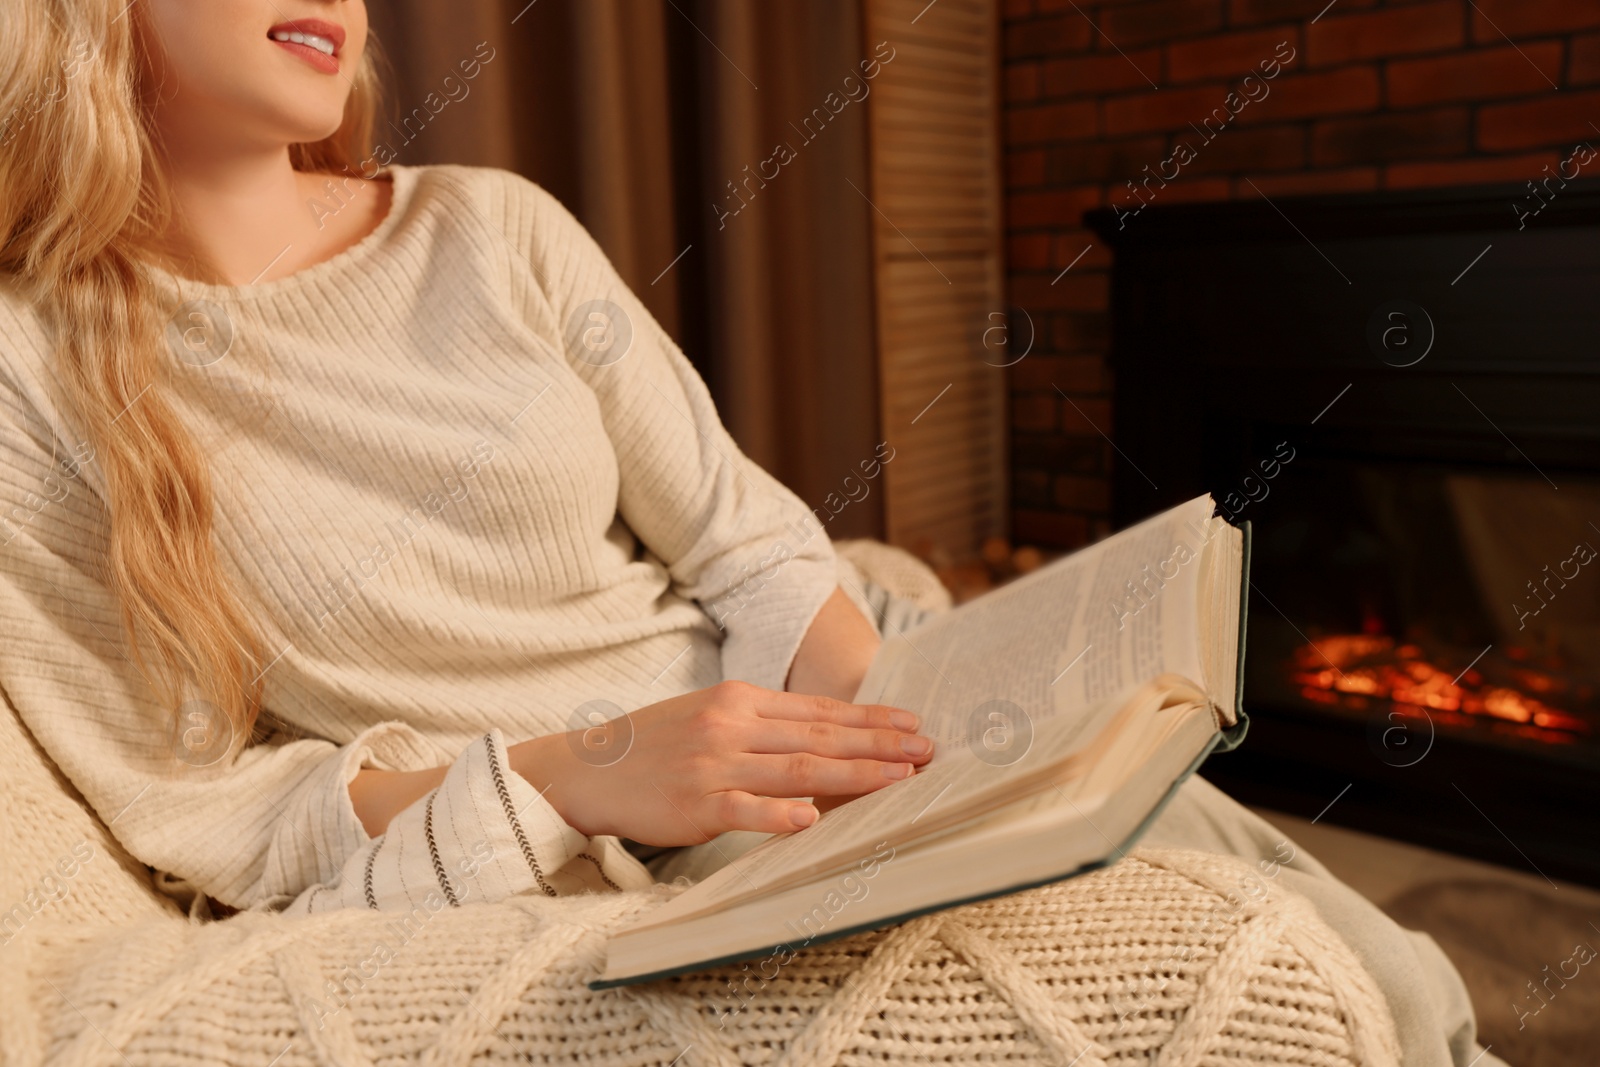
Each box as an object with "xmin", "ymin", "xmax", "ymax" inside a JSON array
[{"xmin": 1003, "ymin": 0, "xmax": 1600, "ymax": 547}]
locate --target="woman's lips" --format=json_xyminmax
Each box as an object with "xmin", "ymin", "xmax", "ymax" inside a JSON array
[{"xmin": 267, "ymin": 19, "xmax": 345, "ymax": 74}]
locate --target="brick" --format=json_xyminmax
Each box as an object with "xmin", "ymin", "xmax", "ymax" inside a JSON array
[
  {"xmin": 1236, "ymin": 67, "xmax": 1381, "ymax": 123},
  {"xmin": 1235, "ymin": 167, "xmax": 1377, "ymax": 196},
  {"xmin": 1006, "ymin": 185, "xmax": 1104, "ymax": 228},
  {"xmin": 1052, "ymin": 235, "xmax": 1113, "ymax": 270},
  {"xmin": 1007, "ymin": 148, "xmax": 1047, "ymax": 187},
  {"xmin": 1049, "ymin": 311, "xmax": 1110, "ymax": 351},
  {"xmin": 1569, "ymin": 33, "xmax": 1600, "ymax": 86},
  {"xmin": 1470, "ymin": 0, "xmax": 1600, "ymax": 42},
  {"xmin": 1010, "ymin": 354, "xmax": 1109, "ymax": 391},
  {"xmin": 1004, "ymin": 15, "xmax": 1092, "ymax": 58},
  {"xmin": 1041, "ymin": 49, "xmax": 1163, "ymax": 97},
  {"xmin": 1174, "ymin": 123, "xmax": 1305, "ymax": 173},
  {"xmin": 1006, "ymin": 62, "xmax": 1040, "ymax": 103},
  {"xmin": 1054, "ymin": 474, "xmax": 1112, "ymax": 510},
  {"xmin": 1059, "ymin": 395, "xmax": 1113, "ymax": 434},
  {"xmin": 1011, "ymin": 432, "xmax": 1105, "ymax": 472},
  {"xmin": 1007, "ymin": 100, "xmax": 1098, "ymax": 144},
  {"xmin": 1117, "ymin": 173, "xmax": 1203, "ymax": 219},
  {"xmin": 1099, "ymin": 0, "xmax": 1225, "ymax": 49},
  {"xmin": 1013, "ymin": 393, "xmax": 1059, "ymax": 432},
  {"xmin": 1306, "ymin": 2, "xmax": 1462, "ymax": 67},
  {"xmin": 1037, "ymin": 0, "xmax": 1148, "ymax": 10},
  {"xmin": 1046, "ymin": 136, "xmax": 1168, "ymax": 183},
  {"xmin": 1009, "ymin": 270, "xmax": 1109, "ymax": 310},
  {"xmin": 1008, "ymin": 231, "xmax": 1111, "ymax": 274},
  {"xmin": 1012, "ymin": 469, "xmax": 1053, "ymax": 509},
  {"xmin": 1387, "ymin": 45, "xmax": 1562, "ymax": 107},
  {"xmin": 1013, "ymin": 509, "xmax": 1091, "ymax": 549},
  {"xmin": 1479, "ymin": 90, "xmax": 1600, "ymax": 151},
  {"xmin": 1024, "ymin": 448, "xmax": 1109, "ymax": 486},
  {"xmin": 1168, "ymin": 27, "xmax": 1299, "ymax": 83},
  {"xmin": 1229, "ymin": 0, "xmax": 1377, "ymax": 26},
  {"xmin": 1008, "ymin": 233, "xmax": 1053, "ymax": 270},
  {"xmin": 1312, "ymin": 109, "xmax": 1470, "ymax": 165},
  {"xmin": 1138, "ymin": 175, "xmax": 1234, "ymax": 203},
  {"xmin": 1101, "ymin": 186, "xmax": 1153, "ymax": 228},
  {"xmin": 1385, "ymin": 152, "xmax": 1560, "ymax": 190},
  {"xmin": 1104, "ymin": 83, "xmax": 1240, "ymax": 136}
]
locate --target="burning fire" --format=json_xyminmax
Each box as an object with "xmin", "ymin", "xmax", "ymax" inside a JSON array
[{"xmin": 1291, "ymin": 634, "xmax": 1590, "ymax": 743}]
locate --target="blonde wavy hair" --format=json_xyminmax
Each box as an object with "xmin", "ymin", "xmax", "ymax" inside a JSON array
[{"xmin": 0, "ymin": 0, "xmax": 385, "ymax": 749}]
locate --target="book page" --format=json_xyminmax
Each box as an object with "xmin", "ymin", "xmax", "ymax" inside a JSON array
[
  {"xmin": 854, "ymin": 493, "xmax": 1217, "ymax": 744},
  {"xmin": 1197, "ymin": 523, "xmax": 1243, "ymax": 724}
]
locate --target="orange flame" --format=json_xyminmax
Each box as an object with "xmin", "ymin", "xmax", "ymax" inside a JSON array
[{"xmin": 1290, "ymin": 635, "xmax": 1588, "ymax": 741}]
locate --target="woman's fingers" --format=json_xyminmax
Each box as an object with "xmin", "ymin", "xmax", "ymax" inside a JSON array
[
  {"xmin": 729, "ymin": 752, "xmax": 916, "ymax": 801},
  {"xmin": 753, "ymin": 689, "xmax": 920, "ymax": 734},
  {"xmin": 590, "ymin": 683, "xmax": 931, "ymax": 847},
  {"xmin": 703, "ymin": 790, "xmax": 819, "ymax": 836},
  {"xmin": 746, "ymin": 718, "xmax": 934, "ymax": 763}
]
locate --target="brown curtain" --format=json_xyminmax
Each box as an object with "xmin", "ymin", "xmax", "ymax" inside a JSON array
[{"xmin": 367, "ymin": 0, "xmax": 883, "ymax": 539}]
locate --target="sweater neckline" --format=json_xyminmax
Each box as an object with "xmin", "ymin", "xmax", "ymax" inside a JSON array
[{"xmin": 144, "ymin": 163, "xmax": 418, "ymax": 303}]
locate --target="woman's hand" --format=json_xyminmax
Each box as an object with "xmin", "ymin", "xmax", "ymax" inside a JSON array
[{"xmin": 509, "ymin": 680, "xmax": 930, "ymax": 845}]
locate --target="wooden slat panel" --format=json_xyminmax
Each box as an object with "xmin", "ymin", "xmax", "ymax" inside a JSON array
[{"xmin": 866, "ymin": 0, "xmax": 1006, "ymax": 557}]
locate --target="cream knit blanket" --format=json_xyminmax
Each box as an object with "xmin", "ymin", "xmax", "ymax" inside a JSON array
[{"xmin": 2, "ymin": 847, "xmax": 1400, "ymax": 1067}]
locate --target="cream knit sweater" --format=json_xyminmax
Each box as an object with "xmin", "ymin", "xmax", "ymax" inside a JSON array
[{"xmin": 0, "ymin": 163, "xmax": 840, "ymax": 912}]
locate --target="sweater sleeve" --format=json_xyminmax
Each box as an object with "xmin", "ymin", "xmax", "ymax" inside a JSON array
[
  {"xmin": 277, "ymin": 729, "xmax": 655, "ymax": 915},
  {"xmin": 491, "ymin": 170, "xmax": 839, "ymax": 690},
  {"xmin": 0, "ymin": 380, "xmax": 440, "ymax": 910}
]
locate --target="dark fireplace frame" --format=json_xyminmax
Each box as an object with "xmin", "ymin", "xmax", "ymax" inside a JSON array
[{"xmin": 1086, "ymin": 182, "xmax": 1600, "ymax": 888}]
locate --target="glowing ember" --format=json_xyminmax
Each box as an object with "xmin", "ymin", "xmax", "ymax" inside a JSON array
[{"xmin": 1290, "ymin": 635, "xmax": 1590, "ymax": 742}]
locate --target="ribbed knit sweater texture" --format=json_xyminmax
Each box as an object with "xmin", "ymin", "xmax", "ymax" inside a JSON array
[{"xmin": 0, "ymin": 163, "xmax": 840, "ymax": 911}]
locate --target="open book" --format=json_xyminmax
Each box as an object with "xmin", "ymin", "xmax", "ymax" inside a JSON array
[{"xmin": 592, "ymin": 494, "xmax": 1250, "ymax": 989}]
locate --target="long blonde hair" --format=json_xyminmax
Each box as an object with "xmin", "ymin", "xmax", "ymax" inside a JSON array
[{"xmin": 0, "ymin": 1, "xmax": 385, "ymax": 748}]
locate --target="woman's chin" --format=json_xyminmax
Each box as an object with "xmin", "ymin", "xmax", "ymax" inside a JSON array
[
  {"xmin": 282, "ymin": 113, "xmax": 350, "ymax": 145},
  {"xmin": 252, "ymin": 96, "xmax": 352, "ymax": 147}
]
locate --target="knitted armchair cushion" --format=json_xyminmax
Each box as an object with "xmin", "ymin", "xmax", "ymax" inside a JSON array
[
  {"xmin": 0, "ymin": 691, "xmax": 180, "ymax": 936},
  {"xmin": 833, "ymin": 539, "xmax": 953, "ymax": 615},
  {"xmin": 5, "ymin": 847, "xmax": 1400, "ymax": 1067}
]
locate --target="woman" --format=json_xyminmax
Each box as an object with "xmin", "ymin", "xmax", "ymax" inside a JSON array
[
  {"xmin": 0, "ymin": 2, "xmax": 1494, "ymax": 1063},
  {"xmin": 1, "ymin": 0, "xmax": 936, "ymax": 912}
]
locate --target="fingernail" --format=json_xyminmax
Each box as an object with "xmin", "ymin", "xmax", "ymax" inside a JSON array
[
  {"xmin": 889, "ymin": 710, "xmax": 919, "ymax": 731},
  {"xmin": 899, "ymin": 734, "xmax": 932, "ymax": 757},
  {"xmin": 790, "ymin": 805, "xmax": 818, "ymax": 828},
  {"xmin": 882, "ymin": 762, "xmax": 913, "ymax": 780}
]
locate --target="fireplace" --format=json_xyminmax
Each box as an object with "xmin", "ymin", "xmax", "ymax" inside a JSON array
[{"xmin": 1086, "ymin": 183, "xmax": 1600, "ymax": 887}]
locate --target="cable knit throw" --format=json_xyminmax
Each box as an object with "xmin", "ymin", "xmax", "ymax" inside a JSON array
[{"xmin": 4, "ymin": 848, "xmax": 1399, "ymax": 1067}]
